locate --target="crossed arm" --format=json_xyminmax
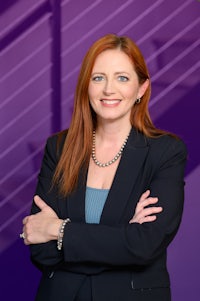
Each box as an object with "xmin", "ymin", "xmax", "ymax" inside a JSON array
[
  {"xmin": 21, "ymin": 134, "xmax": 187, "ymax": 268},
  {"xmin": 22, "ymin": 190, "xmax": 162, "ymax": 245}
]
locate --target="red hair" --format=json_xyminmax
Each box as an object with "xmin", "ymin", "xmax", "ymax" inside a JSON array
[{"xmin": 53, "ymin": 34, "xmax": 167, "ymax": 195}]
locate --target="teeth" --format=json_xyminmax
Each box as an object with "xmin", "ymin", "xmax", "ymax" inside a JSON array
[{"xmin": 101, "ymin": 99, "xmax": 120, "ymax": 104}]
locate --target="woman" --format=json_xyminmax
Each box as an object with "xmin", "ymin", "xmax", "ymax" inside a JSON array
[{"xmin": 21, "ymin": 34, "xmax": 187, "ymax": 301}]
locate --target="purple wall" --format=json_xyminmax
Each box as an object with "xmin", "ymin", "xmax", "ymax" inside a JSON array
[{"xmin": 1, "ymin": 0, "xmax": 200, "ymax": 300}]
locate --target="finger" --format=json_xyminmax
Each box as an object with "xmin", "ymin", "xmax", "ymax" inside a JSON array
[
  {"xmin": 34, "ymin": 195, "xmax": 47, "ymax": 210},
  {"xmin": 139, "ymin": 197, "xmax": 159, "ymax": 208},
  {"xmin": 141, "ymin": 206, "xmax": 163, "ymax": 217},
  {"xmin": 135, "ymin": 197, "xmax": 158, "ymax": 214},
  {"xmin": 138, "ymin": 190, "xmax": 151, "ymax": 203},
  {"xmin": 129, "ymin": 214, "xmax": 158, "ymax": 224},
  {"xmin": 140, "ymin": 215, "xmax": 157, "ymax": 224},
  {"xmin": 23, "ymin": 236, "xmax": 30, "ymax": 245},
  {"xmin": 22, "ymin": 216, "xmax": 28, "ymax": 225},
  {"xmin": 129, "ymin": 206, "xmax": 162, "ymax": 224},
  {"xmin": 131, "ymin": 208, "xmax": 162, "ymax": 223}
]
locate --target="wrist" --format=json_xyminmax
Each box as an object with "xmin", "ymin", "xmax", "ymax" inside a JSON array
[
  {"xmin": 57, "ymin": 218, "xmax": 71, "ymax": 251},
  {"xmin": 49, "ymin": 219, "xmax": 64, "ymax": 240}
]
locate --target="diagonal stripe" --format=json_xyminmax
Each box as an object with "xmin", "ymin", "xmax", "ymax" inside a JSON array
[
  {"xmin": 0, "ymin": 0, "xmax": 49, "ymax": 37},
  {"xmin": 62, "ymin": 64, "xmax": 81, "ymax": 83},
  {"xmin": 146, "ymin": 17, "xmax": 200, "ymax": 64},
  {"xmin": 0, "ymin": 64, "xmax": 51, "ymax": 109},
  {"xmin": 150, "ymin": 62, "xmax": 200, "ymax": 108},
  {"xmin": 62, "ymin": 0, "xmax": 135, "ymax": 58},
  {"xmin": 1, "ymin": 39, "xmax": 51, "ymax": 82},
  {"xmin": 0, "ymin": 199, "xmax": 32, "ymax": 233},
  {"xmin": 62, "ymin": 0, "xmax": 102, "ymax": 32},
  {"xmin": 151, "ymin": 39, "xmax": 200, "ymax": 82},
  {"xmin": 118, "ymin": 0, "xmax": 165, "ymax": 35},
  {"xmin": 60, "ymin": 0, "xmax": 135, "ymax": 81},
  {"xmin": 0, "ymin": 172, "xmax": 38, "ymax": 230},
  {"xmin": 0, "ymin": 144, "xmax": 44, "ymax": 186},
  {"xmin": 0, "ymin": 90, "xmax": 51, "ymax": 135},
  {"xmin": 61, "ymin": 1, "xmax": 194, "ymax": 87},
  {"xmin": 0, "ymin": 170, "xmax": 38, "ymax": 210},
  {"xmin": 1, "ymin": 14, "xmax": 50, "ymax": 56},
  {"xmin": 0, "ymin": 113, "xmax": 52, "ymax": 159},
  {"xmin": 61, "ymin": 0, "xmax": 72, "ymax": 6},
  {"xmin": 136, "ymin": 0, "xmax": 193, "ymax": 46},
  {"xmin": 62, "ymin": 93, "xmax": 74, "ymax": 106},
  {"xmin": 62, "ymin": 35, "xmax": 199, "ymax": 87}
]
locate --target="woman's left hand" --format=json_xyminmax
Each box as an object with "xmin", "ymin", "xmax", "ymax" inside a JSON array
[
  {"xmin": 21, "ymin": 195, "xmax": 62, "ymax": 245},
  {"xmin": 129, "ymin": 190, "xmax": 163, "ymax": 224}
]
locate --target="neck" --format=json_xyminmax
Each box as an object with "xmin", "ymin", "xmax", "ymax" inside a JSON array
[
  {"xmin": 95, "ymin": 122, "xmax": 132, "ymax": 143},
  {"xmin": 92, "ymin": 129, "xmax": 131, "ymax": 168}
]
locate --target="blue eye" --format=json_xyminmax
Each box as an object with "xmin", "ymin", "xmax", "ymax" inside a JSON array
[
  {"xmin": 92, "ymin": 76, "xmax": 104, "ymax": 82},
  {"xmin": 118, "ymin": 75, "xmax": 129, "ymax": 82}
]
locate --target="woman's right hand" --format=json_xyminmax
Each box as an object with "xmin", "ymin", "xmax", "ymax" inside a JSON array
[
  {"xmin": 22, "ymin": 195, "xmax": 62, "ymax": 245},
  {"xmin": 129, "ymin": 190, "xmax": 163, "ymax": 224}
]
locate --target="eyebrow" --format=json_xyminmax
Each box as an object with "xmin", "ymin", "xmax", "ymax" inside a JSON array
[{"xmin": 91, "ymin": 71, "xmax": 130, "ymax": 75}]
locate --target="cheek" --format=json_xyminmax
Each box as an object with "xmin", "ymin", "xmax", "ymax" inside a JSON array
[
  {"xmin": 88, "ymin": 84, "xmax": 93, "ymax": 100},
  {"xmin": 88, "ymin": 88, "xmax": 97, "ymax": 109},
  {"xmin": 88, "ymin": 84, "xmax": 97, "ymax": 101},
  {"xmin": 122, "ymin": 87, "xmax": 137, "ymax": 101}
]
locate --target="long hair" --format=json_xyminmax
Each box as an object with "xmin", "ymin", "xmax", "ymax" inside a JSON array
[{"xmin": 53, "ymin": 34, "xmax": 167, "ymax": 196}]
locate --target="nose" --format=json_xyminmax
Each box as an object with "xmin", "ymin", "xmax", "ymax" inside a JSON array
[{"xmin": 103, "ymin": 79, "xmax": 115, "ymax": 95}]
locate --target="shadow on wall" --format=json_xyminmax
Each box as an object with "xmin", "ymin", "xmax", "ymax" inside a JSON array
[
  {"xmin": 154, "ymin": 83, "xmax": 200, "ymax": 175},
  {"xmin": 1, "ymin": 238, "xmax": 40, "ymax": 301},
  {"xmin": 0, "ymin": 0, "xmax": 19, "ymax": 14}
]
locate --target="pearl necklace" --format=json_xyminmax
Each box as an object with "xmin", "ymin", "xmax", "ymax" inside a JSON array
[{"xmin": 91, "ymin": 130, "xmax": 130, "ymax": 167}]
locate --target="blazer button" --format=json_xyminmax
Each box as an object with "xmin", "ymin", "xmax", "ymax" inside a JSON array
[{"xmin": 48, "ymin": 271, "xmax": 54, "ymax": 278}]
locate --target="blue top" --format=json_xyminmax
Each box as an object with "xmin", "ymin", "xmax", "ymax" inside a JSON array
[{"xmin": 85, "ymin": 186, "xmax": 109, "ymax": 224}]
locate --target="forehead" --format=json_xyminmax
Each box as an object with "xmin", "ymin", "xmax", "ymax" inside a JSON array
[{"xmin": 92, "ymin": 49, "xmax": 134, "ymax": 72}]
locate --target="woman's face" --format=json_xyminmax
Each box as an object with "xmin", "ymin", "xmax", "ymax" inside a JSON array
[{"xmin": 88, "ymin": 49, "xmax": 148, "ymax": 125}]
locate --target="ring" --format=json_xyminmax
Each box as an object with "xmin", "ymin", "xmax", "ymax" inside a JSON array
[{"xmin": 20, "ymin": 232, "xmax": 25, "ymax": 239}]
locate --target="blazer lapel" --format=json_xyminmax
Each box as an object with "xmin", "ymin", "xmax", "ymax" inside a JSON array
[
  {"xmin": 67, "ymin": 169, "xmax": 87, "ymax": 222},
  {"xmin": 100, "ymin": 128, "xmax": 149, "ymax": 225},
  {"xmin": 66, "ymin": 128, "xmax": 149, "ymax": 225}
]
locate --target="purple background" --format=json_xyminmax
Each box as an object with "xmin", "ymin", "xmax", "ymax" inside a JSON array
[{"xmin": 0, "ymin": 0, "xmax": 200, "ymax": 300}]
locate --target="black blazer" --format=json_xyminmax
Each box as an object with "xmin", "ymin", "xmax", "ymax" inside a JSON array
[{"xmin": 30, "ymin": 128, "xmax": 187, "ymax": 301}]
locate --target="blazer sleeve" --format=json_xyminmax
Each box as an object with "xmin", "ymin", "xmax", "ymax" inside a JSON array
[
  {"xmin": 62, "ymin": 137, "xmax": 187, "ymax": 266},
  {"xmin": 30, "ymin": 134, "xmax": 65, "ymax": 270},
  {"xmin": 30, "ymin": 134, "xmax": 187, "ymax": 270}
]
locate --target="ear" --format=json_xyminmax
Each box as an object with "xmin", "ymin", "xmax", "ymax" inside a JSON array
[{"xmin": 137, "ymin": 79, "xmax": 149, "ymax": 99}]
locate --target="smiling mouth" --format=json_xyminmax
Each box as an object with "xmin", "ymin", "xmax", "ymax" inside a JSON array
[{"xmin": 100, "ymin": 99, "xmax": 121, "ymax": 104}]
